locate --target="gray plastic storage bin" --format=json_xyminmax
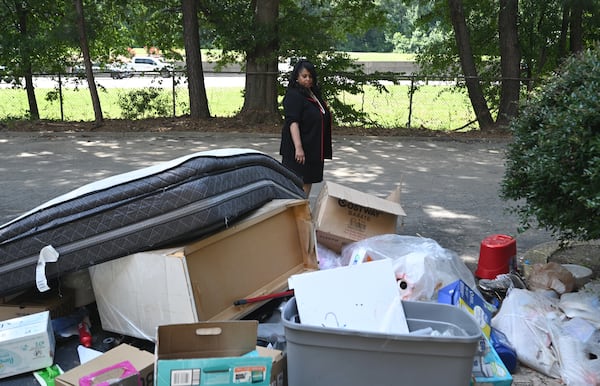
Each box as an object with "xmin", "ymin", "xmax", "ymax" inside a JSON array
[{"xmin": 282, "ymin": 297, "xmax": 481, "ymax": 386}]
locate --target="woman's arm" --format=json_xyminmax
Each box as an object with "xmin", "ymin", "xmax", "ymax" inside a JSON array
[{"xmin": 290, "ymin": 121, "xmax": 305, "ymax": 164}]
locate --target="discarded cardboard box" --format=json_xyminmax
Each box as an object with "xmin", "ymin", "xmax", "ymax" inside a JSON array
[
  {"xmin": 255, "ymin": 346, "xmax": 287, "ymax": 386},
  {"xmin": 0, "ymin": 311, "xmax": 55, "ymax": 379},
  {"xmin": 89, "ymin": 199, "xmax": 318, "ymax": 340},
  {"xmin": 0, "ymin": 287, "xmax": 75, "ymax": 321},
  {"xmin": 471, "ymin": 335, "xmax": 513, "ymax": 386},
  {"xmin": 78, "ymin": 360, "xmax": 140, "ymax": 386},
  {"xmin": 313, "ymin": 181, "xmax": 405, "ymax": 252},
  {"xmin": 55, "ymin": 344, "xmax": 154, "ymax": 386},
  {"xmin": 438, "ymin": 279, "xmax": 497, "ymax": 338},
  {"xmin": 155, "ymin": 320, "xmax": 272, "ymax": 386}
]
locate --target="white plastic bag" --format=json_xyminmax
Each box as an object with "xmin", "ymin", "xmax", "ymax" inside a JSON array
[
  {"xmin": 340, "ymin": 234, "xmax": 476, "ymax": 301},
  {"xmin": 550, "ymin": 319, "xmax": 600, "ymax": 386},
  {"xmin": 559, "ymin": 289, "xmax": 600, "ymax": 328},
  {"xmin": 491, "ymin": 288, "xmax": 563, "ymax": 379},
  {"xmin": 316, "ymin": 243, "xmax": 342, "ymax": 270},
  {"xmin": 494, "ymin": 288, "xmax": 600, "ymax": 385}
]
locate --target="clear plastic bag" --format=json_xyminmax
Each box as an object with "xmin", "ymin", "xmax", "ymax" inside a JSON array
[
  {"xmin": 316, "ymin": 243, "xmax": 342, "ymax": 270},
  {"xmin": 340, "ymin": 234, "xmax": 477, "ymax": 301}
]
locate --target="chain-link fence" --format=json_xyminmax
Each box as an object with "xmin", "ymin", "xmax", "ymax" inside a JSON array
[{"xmin": 0, "ymin": 71, "xmax": 480, "ymax": 131}]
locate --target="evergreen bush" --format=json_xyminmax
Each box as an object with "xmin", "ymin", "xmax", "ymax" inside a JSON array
[{"xmin": 501, "ymin": 45, "xmax": 600, "ymax": 242}]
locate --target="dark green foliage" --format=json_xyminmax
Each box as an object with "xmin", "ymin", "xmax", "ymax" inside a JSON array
[{"xmin": 501, "ymin": 45, "xmax": 600, "ymax": 242}]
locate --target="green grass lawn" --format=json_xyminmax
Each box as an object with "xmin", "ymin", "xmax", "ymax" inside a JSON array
[
  {"xmin": 0, "ymin": 82, "xmax": 474, "ymax": 131},
  {"xmin": 0, "ymin": 87, "xmax": 244, "ymax": 121},
  {"xmin": 339, "ymin": 83, "xmax": 474, "ymax": 130}
]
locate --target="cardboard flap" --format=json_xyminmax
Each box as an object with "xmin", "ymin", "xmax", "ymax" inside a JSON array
[
  {"xmin": 385, "ymin": 183, "xmax": 402, "ymax": 205},
  {"xmin": 254, "ymin": 346, "xmax": 284, "ymax": 362},
  {"xmin": 325, "ymin": 182, "xmax": 406, "ymax": 216},
  {"xmin": 157, "ymin": 320, "xmax": 258, "ymax": 360}
]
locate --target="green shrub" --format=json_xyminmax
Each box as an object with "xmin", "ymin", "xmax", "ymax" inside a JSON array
[
  {"xmin": 501, "ymin": 45, "xmax": 600, "ymax": 242},
  {"xmin": 118, "ymin": 88, "xmax": 170, "ymax": 119}
]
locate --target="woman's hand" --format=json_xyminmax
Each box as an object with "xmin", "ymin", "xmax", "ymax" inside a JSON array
[{"xmin": 295, "ymin": 148, "xmax": 305, "ymax": 164}]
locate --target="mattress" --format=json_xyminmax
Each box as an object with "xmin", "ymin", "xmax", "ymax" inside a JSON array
[{"xmin": 0, "ymin": 149, "xmax": 305, "ymax": 296}]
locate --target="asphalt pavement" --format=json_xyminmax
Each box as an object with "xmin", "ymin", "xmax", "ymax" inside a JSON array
[
  {"xmin": 0, "ymin": 130, "xmax": 554, "ymax": 268},
  {"xmin": 0, "ymin": 130, "xmax": 558, "ymax": 385}
]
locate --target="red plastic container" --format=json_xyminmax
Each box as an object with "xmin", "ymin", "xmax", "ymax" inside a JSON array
[{"xmin": 475, "ymin": 234, "xmax": 516, "ymax": 279}]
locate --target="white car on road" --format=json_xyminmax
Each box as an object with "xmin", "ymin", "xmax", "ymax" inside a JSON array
[
  {"xmin": 121, "ymin": 56, "xmax": 173, "ymax": 78},
  {"xmin": 110, "ymin": 56, "xmax": 174, "ymax": 79}
]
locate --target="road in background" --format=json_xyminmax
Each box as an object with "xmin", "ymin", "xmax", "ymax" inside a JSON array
[
  {"xmin": 0, "ymin": 61, "xmax": 421, "ymax": 90},
  {"xmin": 0, "ymin": 72, "xmax": 246, "ymax": 90}
]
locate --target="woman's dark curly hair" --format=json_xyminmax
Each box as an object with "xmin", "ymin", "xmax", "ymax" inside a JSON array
[{"xmin": 287, "ymin": 59, "xmax": 323, "ymax": 99}]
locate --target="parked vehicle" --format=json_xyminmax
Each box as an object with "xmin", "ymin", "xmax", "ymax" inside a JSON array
[
  {"xmin": 108, "ymin": 62, "xmax": 134, "ymax": 79},
  {"xmin": 71, "ymin": 62, "xmax": 102, "ymax": 75},
  {"xmin": 127, "ymin": 56, "xmax": 173, "ymax": 77}
]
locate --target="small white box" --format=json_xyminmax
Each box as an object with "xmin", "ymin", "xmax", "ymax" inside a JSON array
[{"xmin": 0, "ymin": 310, "xmax": 55, "ymax": 379}]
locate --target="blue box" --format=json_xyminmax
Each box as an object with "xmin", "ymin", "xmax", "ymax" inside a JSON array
[
  {"xmin": 438, "ymin": 281, "xmax": 512, "ymax": 386},
  {"xmin": 471, "ymin": 335, "xmax": 513, "ymax": 386},
  {"xmin": 155, "ymin": 320, "xmax": 272, "ymax": 386},
  {"xmin": 438, "ymin": 279, "xmax": 496, "ymax": 337}
]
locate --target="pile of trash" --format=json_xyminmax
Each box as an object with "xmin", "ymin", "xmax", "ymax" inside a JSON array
[
  {"xmin": 317, "ymin": 233, "xmax": 600, "ymax": 386},
  {"xmin": 1, "ymin": 148, "xmax": 598, "ymax": 385}
]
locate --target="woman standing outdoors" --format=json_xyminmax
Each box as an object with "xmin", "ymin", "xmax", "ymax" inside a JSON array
[{"xmin": 279, "ymin": 59, "xmax": 333, "ymax": 196}]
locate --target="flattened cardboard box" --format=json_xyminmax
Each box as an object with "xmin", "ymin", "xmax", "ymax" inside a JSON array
[
  {"xmin": 314, "ymin": 181, "xmax": 405, "ymax": 252},
  {"xmin": 55, "ymin": 343, "xmax": 155, "ymax": 386},
  {"xmin": 0, "ymin": 287, "xmax": 75, "ymax": 321},
  {"xmin": 155, "ymin": 320, "xmax": 272, "ymax": 386},
  {"xmin": 90, "ymin": 199, "xmax": 318, "ymax": 341},
  {"xmin": 0, "ymin": 311, "xmax": 55, "ymax": 379}
]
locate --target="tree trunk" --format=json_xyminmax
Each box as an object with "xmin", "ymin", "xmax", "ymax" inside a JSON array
[
  {"xmin": 16, "ymin": 4, "xmax": 39, "ymax": 120},
  {"xmin": 558, "ymin": 2, "xmax": 570, "ymax": 59},
  {"xmin": 182, "ymin": 0, "xmax": 210, "ymax": 119},
  {"xmin": 74, "ymin": 0, "xmax": 103, "ymax": 125},
  {"xmin": 569, "ymin": 0, "xmax": 584, "ymax": 53},
  {"xmin": 497, "ymin": 0, "xmax": 521, "ymax": 127},
  {"xmin": 447, "ymin": 0, "xmax": 495, "ymax": 131},
  {"xmin": 240, "ymin": 0, "xmax": 280, "ymax": 124}
]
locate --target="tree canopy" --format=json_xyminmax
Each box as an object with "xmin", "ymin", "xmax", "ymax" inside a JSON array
[{"xmin": 0, "ymin": 0, "xmax": 598, "ymax": 129}]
